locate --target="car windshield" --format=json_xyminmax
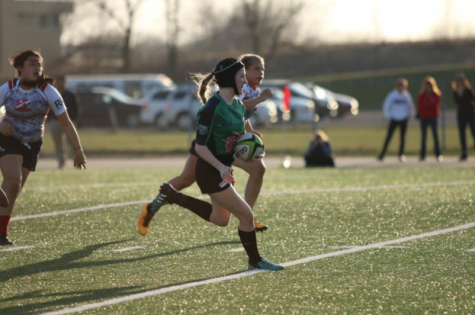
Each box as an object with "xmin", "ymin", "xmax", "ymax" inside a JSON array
[
  {"xmin": 98, "ymin": 88, "xmax": 136, "ymax": 103},
  {"xmin": 288, "ymin": 82, "xmax": 314, "ymax": 98}
]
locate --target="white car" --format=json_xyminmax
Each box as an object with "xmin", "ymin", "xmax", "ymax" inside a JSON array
[
  {"xmin": 140, "ymin": 88, "xmax": 175, "ymax": 129},
  {"xmin": 141, "ymin": 84, "xmax": 202, "ymax": 130}
]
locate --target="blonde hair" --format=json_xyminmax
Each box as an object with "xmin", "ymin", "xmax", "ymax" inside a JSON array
[
  {"xmin": 190, "ymin": 72, "xmax": 215, "ymax": 104},
  {"xmin": 451, "ymin": 73, "xmax": 473, "ymax": 91},
  {"xmin": 313, "ymin": 130, "xmax": 329, "ymax": 142},
  {"xmin": 395, "ymin": 78, "xmax": 408, "ymax": 88},
  {"xmin": 418, "ymin": 76, "xmax": 442, "ymax": 97},
  {"xmin": 238, "ymin": 53, "xmax": 265, "ymax": 69}
]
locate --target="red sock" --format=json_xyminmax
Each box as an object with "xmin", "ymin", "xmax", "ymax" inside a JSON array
[{"xmin": 0, "ymin": 215, "xmax": 11, "ymax": 235}]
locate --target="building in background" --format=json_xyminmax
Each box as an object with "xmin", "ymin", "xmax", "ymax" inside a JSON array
[{"xmin": 0, "ymin": 0, "xmax": 73, "ymax": 80}]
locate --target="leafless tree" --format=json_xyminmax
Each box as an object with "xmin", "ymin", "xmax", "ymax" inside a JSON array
[
  {"xmin": 239, "ymin": 0, "xmax": 305, "ymax": 61},
  {"xmin": 82, "ymin": 0, "xmax": 147, "ymax": 72},
  {"xmin": 165, "ymin": 0, "xmax": 180, "ymax": 81}
]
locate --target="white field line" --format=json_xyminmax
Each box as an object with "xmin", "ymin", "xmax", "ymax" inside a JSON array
[
  {"xmin": 327, "ymin": 245, "xmax": 407, "ymax": 249},
  {"xmin": 23, "ymin": 182, "xmax": 162, "ymax": 192},
  {"xmin": 112, "ymin": 246, "xmax": 146, "ymax": 253},
  {"xmin": 0, "ymin": 246, "xmax": 34, "ymax": 252},
  {"xmin": 10, "ymin": 200, "xmax": 149, "ymax": 222},
  {"xmin": 12, "ymin": 180, "xmax": 475, "ymax": 222},
  {"xmin": 39, "ymin": 222, "xmax": 475, "ymax": 315},
  {"xmin": 227, "ymin": 247, "xmax": 245, "ymax": 252},
  {"xmin": 467, "ymin": 248, "xmax": 475, "ymax": 252}
]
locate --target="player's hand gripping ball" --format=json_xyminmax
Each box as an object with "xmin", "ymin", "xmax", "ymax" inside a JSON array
[{"xmin": 234, "ymin": 133, "xmax": 264, "ymax": 161}]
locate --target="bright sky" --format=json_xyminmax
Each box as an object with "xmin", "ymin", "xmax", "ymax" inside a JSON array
[{"xmin": 63, "ymin": 0, "xmax": 475, "ymax": 45}]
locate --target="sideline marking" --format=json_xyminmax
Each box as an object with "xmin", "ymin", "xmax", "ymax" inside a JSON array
[
  {"xmin": 467, "ymin": 248, "xmax": 475, "ymax": 252},
  {"xmin": 39, "ymin": 222, "xmax": 475, "ymax": 315},
  {"xmin": 113, "ymin": 246, "xmax": 146, "ymax": 253},
  {"xmin": 12, "ymin": 180, "xmax": 475, "ymax": 222},
  {"xmin": 0, "ymin": 246, "xmax": 34, "ymax": 252}
]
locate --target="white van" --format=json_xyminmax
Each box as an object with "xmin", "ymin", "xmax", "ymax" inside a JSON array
[{"xmin": 65, "ymin": 74, "xmax": 175, "ymax": 99}]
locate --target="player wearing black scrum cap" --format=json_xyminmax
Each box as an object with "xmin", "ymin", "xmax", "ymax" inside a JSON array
[{"xmin": 139, "ymin": 58, "xmax": 283, "ymax": 271}]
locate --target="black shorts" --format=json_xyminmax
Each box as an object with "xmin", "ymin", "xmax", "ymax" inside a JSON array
[
  {"xmin": 195, "ymin": 156, "xmax": 234, "ymax": 194},
  {"xmin": 189, "ymin": 139, "xmax": 198, "ymax": 157},
  {"xmin": 0, "ymin": 135, "xmax": 43, "ymax": 171}
]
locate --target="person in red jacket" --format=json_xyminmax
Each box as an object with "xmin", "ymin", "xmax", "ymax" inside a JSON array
[{"xmin": 417, "ymin": 76, "xmax": 443, "ymax": 161}]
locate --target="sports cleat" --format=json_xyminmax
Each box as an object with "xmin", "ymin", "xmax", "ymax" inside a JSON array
[
  {"xmin": 254, "ymin": 220, "xmax": 268, "ymax": 232},
  {"xmin": 248, "ymin": 258, "xmax": 284, "ymax": 271},
  {"xmin": 0, "ymin": 234, "xmax": 14, "ymax": 246},
  {"xmin": 137, "ymin": 203, "xmax": 154, "ymax": 236}
]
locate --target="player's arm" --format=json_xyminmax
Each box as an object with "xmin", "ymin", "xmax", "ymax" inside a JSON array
[
  {"xmin": 0, "ymin": 83, "xmax": 14, "ymax": 136},
  {"xmin": 47, "ymin": 85, "xmax": 86, "ymax": 169},
  {"xmin": 242, "ymin": 88, "xmax": 273, "ymax": 110},
  {"xmin": 195, "ymin": 144, "xmax": 234, "ymax": 184},
  {"xmin": 56, "ymin": 112, "xmax": 86, "ymax": 169}
]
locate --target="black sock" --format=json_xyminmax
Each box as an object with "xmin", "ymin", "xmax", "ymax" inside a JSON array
[
  {"xmin": 238, "ymin": 229, "xmax": 261, "ymax": 264},
  {"xmin": 175, "ymin": 193, "xmax": 212, "ymax": 222}
]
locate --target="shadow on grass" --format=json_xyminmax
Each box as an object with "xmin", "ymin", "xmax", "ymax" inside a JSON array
[
  {"xmin": 0, "ymin": 240, "xmax": 240, "ymax": 283},
  {"xmin": 1, "ymin": 268, "xmax": 251, "ymax": 315},
  {"xmin": 1, "ymin": 239, "xmax": 241, "ymax": 314}
]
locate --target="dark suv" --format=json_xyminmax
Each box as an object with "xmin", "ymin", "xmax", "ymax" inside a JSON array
[{"xmin": 76, "ymin": 87, "xmax": 145, "ymax": 128}]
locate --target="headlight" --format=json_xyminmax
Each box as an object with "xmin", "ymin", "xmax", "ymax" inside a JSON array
[
  {"xmin": 350, "ymin": 99, "xmax": 359, "ymax": 109},
  {"xmin": 315, "ymin": 89, "xmax": 326, "ymax": 99}
]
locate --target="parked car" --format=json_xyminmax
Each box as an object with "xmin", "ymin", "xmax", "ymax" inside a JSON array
[
  {"xmin": 247, "ymin": 98, "xmax": 279, "ymax": 127},
  {"xmin": 67, "ymin": 73, "xmax": 175, "ymax": 99},
  {"xmin": 140, "ymin": 88, "xmax": 174, "ymax": 129},
  {"xmin": 142, "ymin": 84, "xmax": 279, "ymax": 130},
  {"xmin": 142, "ymin": 84, "xmax": 202, "ymax": 130},
  {"xmin": 332, "ymin": 92, "xmax": 359, "ymax": 116},
  {"xmin": 261, "ymin": 80, "xmax": 334, "ymax": 120},
  {"xmin": 76, "ymin": 87, "xmax": 146, "ymax": 128},
  {"xmin": 260, "ymin": 83, "xmax": 316, "ymax": 123},
  {"xmin": 308, "ymin": 83, "xmax": 358, "ymax": 118}
]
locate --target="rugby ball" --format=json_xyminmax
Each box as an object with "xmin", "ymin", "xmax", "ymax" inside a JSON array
[{"xmin": 234, "ymin": 133, "xmax": 264, "ymax": 161}]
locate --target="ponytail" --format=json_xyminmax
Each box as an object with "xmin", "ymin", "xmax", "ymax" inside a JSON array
[{"xmin": 190, "ymin": 72, "xmax": 216, "ymax": 105}]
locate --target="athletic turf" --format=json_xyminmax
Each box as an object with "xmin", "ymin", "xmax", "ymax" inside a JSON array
[{"xmin": 1, "ymin": 164, "xmax": 474, "ymax": 314}]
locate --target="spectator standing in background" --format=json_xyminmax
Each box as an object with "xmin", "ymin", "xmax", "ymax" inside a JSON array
[
  {"xmin": 46, "ymin": 76, "xmax": 79, "ymax": 169},
  {"xmin": 452, "ymin": 73, "xmax": 475, "ymax": 161},
  {"xmin": 417, "ymin": 76, "xmax": 443, "ymax": 162},
  {"xmin": 377, "ymin": 78, "xmax": 414, "ymax": 162}
]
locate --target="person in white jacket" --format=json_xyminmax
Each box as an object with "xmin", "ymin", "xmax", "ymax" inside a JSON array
[{"xmin": 377, "ymin": 78, "xmax": 414, "ymax": 162}]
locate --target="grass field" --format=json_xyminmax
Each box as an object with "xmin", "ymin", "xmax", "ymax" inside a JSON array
[
  {"xmin": 1, "ymin": 163, "xmax": 475, "ymax": 314},
  {"xmin": 41, "ymin": 125, "xmax": 465, "ymax": 158}
]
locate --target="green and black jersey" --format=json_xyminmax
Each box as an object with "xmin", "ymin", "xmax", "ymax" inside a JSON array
[{"xmin": 195, "ymin": 92, "xmax": 246, "ymax": 163}]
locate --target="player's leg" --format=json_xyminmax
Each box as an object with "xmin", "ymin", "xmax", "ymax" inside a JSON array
[
  {"xmin": 233, "ymin": 157, "xmax": 268, "ymax": 232},
  {"xmin": 0, "ymin": 155, "xmax": 23, "ymax": 245},
  {"xmin": 168, "ymin": 153, "xmax": 198, "ymax": 191},
  {"xmin": 159, "ymin": 182, "xmax": 282, "ymax": 271},
  {"xmin": 138, "ymin": 154, "xmax": 198, "ymax": 236}
]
